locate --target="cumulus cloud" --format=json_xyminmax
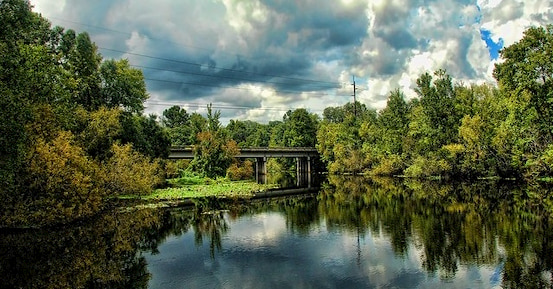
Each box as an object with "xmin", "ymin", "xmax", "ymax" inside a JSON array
[{"xmin": 31, "ymin": 0, "xmax": 552, "ymax": 122}]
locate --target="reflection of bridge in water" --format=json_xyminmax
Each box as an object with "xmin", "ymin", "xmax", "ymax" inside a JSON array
[{"xmin": 169, "ymin": 147, "xmax": 319, "ymax": 186}]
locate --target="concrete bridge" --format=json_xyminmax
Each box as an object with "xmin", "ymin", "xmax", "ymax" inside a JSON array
[{"xmin": 169, "ymin": 147, "xmax": 319, "ymax": 186}]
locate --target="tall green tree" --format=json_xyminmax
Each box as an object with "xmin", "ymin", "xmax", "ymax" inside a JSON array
[
  {"xmin": 0, "ymin": 0, "xmax": 55, "ymax": 193},
  {"xmin": 226, "ymin": 120, "xmax": 270, "ymax": 147},
  {"xmin": 119, "ymin": 113, "xmax": 171, "ymax": 159},
  {"xmin": 162, "ymin": 105, "xmax": 194, "ymax": 146},
  {"xmin": 414, "ymin": 69, "xmax": 459, "ymax": 153},
  {"xmin": 377, "ymin": 89, "xmax": 409, "ymax": 155},
  {"xmin": 67, "ymin": 32, "xmax": 102, "ymax": 110},
  {"xmin": 162, "ymin": 105, "xmax": 190, "ymax": 128},
  {"xmin": 190, "ymin": 105, "xmax": 238, "ymax": 178},
  {"xmin": 99, "ymin": 59, "xmax": 148, "ymax": 113},
  {"xmin": 487, "ymin": 25, "xmax": 553, "ymax": 178},
  {"xmin": 281, "ymin": 108, "xmax": 319, "ymax": 147},
  {"xmin": 494, "ymin": 25, "xmax": 553, "ymax": 150}
]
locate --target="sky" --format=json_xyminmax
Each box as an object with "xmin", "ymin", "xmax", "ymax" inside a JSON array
[{"xmin": 31, "ymin": 0, "xmax": 552, "ymax": 123}]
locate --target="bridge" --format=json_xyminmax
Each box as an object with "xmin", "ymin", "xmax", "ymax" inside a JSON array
[{"xmin": 169, "ymin": 147, "xmax": 319, "ymax": 185}]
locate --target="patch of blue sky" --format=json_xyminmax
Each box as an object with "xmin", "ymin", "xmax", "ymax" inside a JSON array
[{"xmin": 480, "ymin": 29, "xmax": 504, "ymax": 60}]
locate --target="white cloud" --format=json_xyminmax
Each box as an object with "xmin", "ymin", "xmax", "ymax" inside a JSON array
[{"xmin": 32, "ymin": 0, "xmax": 65, "ymax": 16}]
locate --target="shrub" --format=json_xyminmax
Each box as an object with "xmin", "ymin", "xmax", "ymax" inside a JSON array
[
  {"xmin": 404, "ymin": 155, "xmax": 451, "ymax": 178},
  {"xmin": 369, "ymin": 154, "xmax": 404, "ymax": 176},
  {"xmin": 163, "ymin": 159, "xmax": 191, "ymax": 179},
  {"xmin": 12, "ymin": 131, "xmax": 105, "ymax": 226},
  {"xmin": 226, "ymin": 160, "xmax": 254, "ymax": 181},
  {"xmin": 103, "ymin": 144, "xmax": 164, "ymax": 196}
]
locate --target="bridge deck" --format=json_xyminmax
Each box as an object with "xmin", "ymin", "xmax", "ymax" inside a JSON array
[{"xmin": 169, "ymin": 147, "xmax": 319, "ymax": 159}]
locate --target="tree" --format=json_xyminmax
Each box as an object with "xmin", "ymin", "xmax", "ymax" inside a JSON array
[
  {"xmin": 119, "ymin": 113, "xmax": 171, "ymax": 159},
  {"xmin": 281, "ymin": 108, "xmax": 319, "ymax": 147},
  {"xmin": 0, "ymin": 0, "xmax": 55, "ymax": 195},
  {"xmin": 493, "ymin": 25, "xmax": 553, "ymax": 148},
  {"xmin": 414, "ymin": 70, "xmax": 459, "ymax": 153},
  {"xmin": 162, "ymin": 105, "xmax": 190, "ymax": 128},
  {"xmin": 226, "ymin": 120, "xmax": 269, "ymax": 147},
  {"xmin": 190, "ymin": 105, "xmax": 238, "ymax": 178},
  {"xmin": 377, "ymin": 89, "xmax": 409, "ymax": 155},
  {"xmin": 162, "ymin": 105, "xmax": 195, "ymax": 146},
  {"xmin": 99, "ymin": 59, "xmax": 148, "ymax": 113},
  {"xmin": 67, "ymin": 32, "xmax": 102, "ymax": 110}
]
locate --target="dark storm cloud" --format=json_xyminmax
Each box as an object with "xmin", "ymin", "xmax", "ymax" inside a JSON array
[
  {"xmin": 93, "ymin": 0, "xmax": 367, "ymax": 103},
  {"xmin": 37, "ymin": 0, "xmax": 369, "ymax": 113},
  {"xmin": 371, "ymin": 0, "xmax": 418, "ymax": 50}
]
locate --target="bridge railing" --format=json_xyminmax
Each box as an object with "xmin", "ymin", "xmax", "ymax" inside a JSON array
[{"xmin": 169, "ymin": 146, "xmax": 319, "ymax": 159}]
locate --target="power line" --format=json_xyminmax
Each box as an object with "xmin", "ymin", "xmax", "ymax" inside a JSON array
[
  {"xmin": 146, "ymin": 101, "xmax": 292, "ymax": 111},
  {"xmin": 46, "ymin": 15, "xmax": 342, "ymax": 89},
  {"xmin": 100, "ymin": 47, "xmax": 340, "ymax": 88},
  {"xmin": 133, "ymin": 64, "xmax": 335, "ymax": 91},
  {"xmin": 143, "ymin": 77, "xmax": 337, "ymax": 97},
  {"xmin": 43, "ymin": 15, "xmax": 344, "ymax": 115}
]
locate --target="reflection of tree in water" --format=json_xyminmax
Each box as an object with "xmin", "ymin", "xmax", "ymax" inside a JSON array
[
  {"xmin": 0, "ymin": 208, "xmax": 163, "ymax": 289},
  {"xmin": 193, "ymin": 208, "xmax": 229, "ymax": 258},
  {"xmin": 319, "ymin": 175, "xmax": 553, "ymax": 286}
]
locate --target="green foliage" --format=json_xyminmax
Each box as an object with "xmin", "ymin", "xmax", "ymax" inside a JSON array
[
  {"xmin": 163, "ymin": 159, "xmax": 191, "ymax": 179},
  {"xmin": 0, "ymin": 84, "xmax": 30, "ymax": 193},
  {"xmin": 99, "ymin": 59, "xmax": 148, "ymax": 113},
  {"xmin": 170, "ymin": 170, "xmax": 208, "ymax": 185},
  {"xmin": 78, "ymin": 106, "xmax": 122, "ymax": 160},
  {"xmin": 150, "ymin": 180, "xmax": 271, "ymax": 200},
  {"xmin": 226, "ymin": 119, "xmax": 270, "ymax": 147},
  {"xmin": 370, "ymin": 154, "xmax": 404, "ymax": 176},
  {"xmin": 162, "ymin": 105, "xmax": 190, "ymax": 128},
  {"xmin": 68, "ymin": 32, "xmax": 102, "ymax": 110},
  {"xmin": 377, "ymin": 89, "xmax": 409, "ymax": 155},
  {"xmin": 0, "ymin": 1, "xmax": 171, "ymax": 227},
  {"xmin": 404, "ymin": 155, "xmax": 451, "ymax": 178},
  {"xmin": 119, "ymin": 112, "xmax": 171, "ymax": 158},
  {"xmin": 316, "ymin": 29, "xmax": 553, "ymax": 180},
  {"xmin": 494, "ymin": 26, "xmax": 553, "ymax": 124},
  {"xmin": 190, "ymin": 105, "xmax": 239, "ymax": 178}
]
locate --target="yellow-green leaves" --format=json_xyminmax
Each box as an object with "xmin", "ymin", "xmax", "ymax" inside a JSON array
[{"xmin": 104, "ymin": 144, "xmax": 164, "ymax": 196}]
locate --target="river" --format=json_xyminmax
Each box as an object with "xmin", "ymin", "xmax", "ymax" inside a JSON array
[{"xmin": 1, "ymin": 175, "xmax": 552, "ymax": 288}]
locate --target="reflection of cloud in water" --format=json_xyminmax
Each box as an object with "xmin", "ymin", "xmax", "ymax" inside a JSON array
[
  {"xmin": 146, "ymin": 212, "xmax": 504, "ymax": 289},
  {"xmin": 225, "ymin": 212, "xmax": 287, "ymax": 247}
]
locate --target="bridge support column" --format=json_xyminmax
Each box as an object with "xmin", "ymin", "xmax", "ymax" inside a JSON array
[
  {"xmin": 296, "ymin": 157, "xmax": 312, "ymax": 188},
  {"xmin": 256, "ymin": 157, "xmax": 267, "ymax": 184}
]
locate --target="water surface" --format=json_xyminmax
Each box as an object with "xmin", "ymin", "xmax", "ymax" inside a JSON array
[{"xmin": 1, "ymin": 176, "xmax": 552, "ymax": 288}]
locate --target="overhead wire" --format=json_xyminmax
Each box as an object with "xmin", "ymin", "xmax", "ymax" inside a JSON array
[
  {"xmin": 44, "ymin": 15, "xmax": 348, "ymax": 114},
  {"xmin": 44, "ymin": 16, "xmax": 341, "ymax": 88},
  {"xmin": 99, "ymin": 47, "xmax": 341, "ymax": 88}
]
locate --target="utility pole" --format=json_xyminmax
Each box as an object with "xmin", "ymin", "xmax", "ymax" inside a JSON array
[{"xmin": 352, "ymin": 75, "xmax": 357, "ymax": 118}]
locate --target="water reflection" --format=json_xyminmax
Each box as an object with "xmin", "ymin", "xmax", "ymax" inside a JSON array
[
  {"xmin": 1, "ymin": 177, "xmax": 553, "ymax": 288},
  {"xmin": 0, "ymin": 208, "xmax": 163, "ymax": 288}
]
